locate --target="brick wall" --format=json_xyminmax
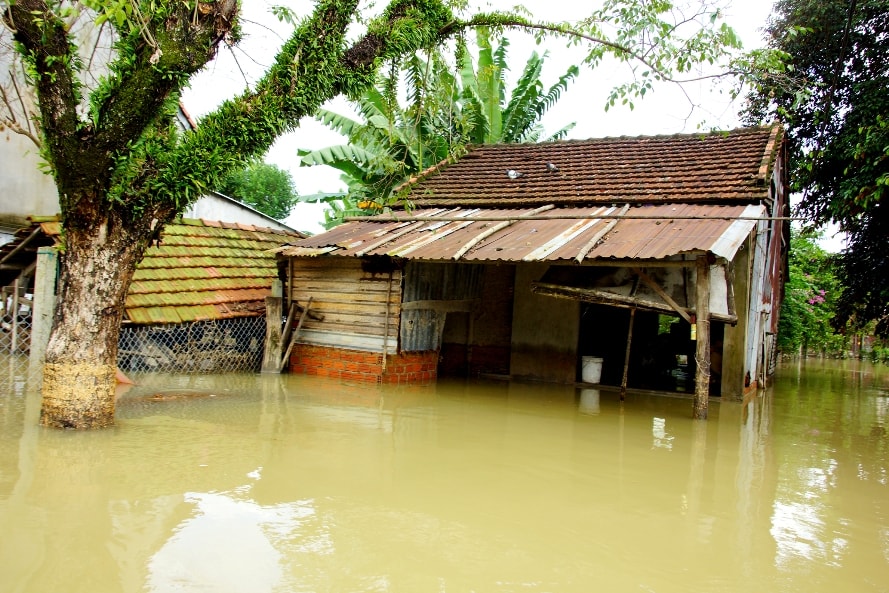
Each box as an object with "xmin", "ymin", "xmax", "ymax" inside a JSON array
[{"xmin": 289, "ymin": 344, "xmax": 438, "ymax": 385}]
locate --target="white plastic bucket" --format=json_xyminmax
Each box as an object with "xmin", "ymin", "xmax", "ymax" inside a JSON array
[{"xmin": 581, "ymin": 356, "xmax": 603, "ymax": 384}]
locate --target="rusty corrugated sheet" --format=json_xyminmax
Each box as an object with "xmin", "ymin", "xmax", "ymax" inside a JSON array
[{"xmin": 279, "ymin": 203, "xmax": 765, "ymax": 263}]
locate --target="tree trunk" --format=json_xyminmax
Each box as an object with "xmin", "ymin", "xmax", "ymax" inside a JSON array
[{"xmin": 40, "ymin": 218, "xmax": 143, "ymax": 429}]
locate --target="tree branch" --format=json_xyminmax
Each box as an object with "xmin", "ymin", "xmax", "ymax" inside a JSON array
[
  {"xmin": 90, "ymin": 0, "xmax": 238, "ymax": 158},
  {"xmin": 4, "ymin": 0, "xmax": 82, "ymax": 186},
  {"xmin": 0, "ymin": 67, "xmax": 41, "ymax": 146}
]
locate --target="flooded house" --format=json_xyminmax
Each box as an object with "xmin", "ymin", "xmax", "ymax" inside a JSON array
[
  {"xmin": 0, "ymin": 216, "xmax": 302, "ymax": 373},
  {"xmin": 275, "ymin": 124, "xmax": 789, "ymax": 404}
]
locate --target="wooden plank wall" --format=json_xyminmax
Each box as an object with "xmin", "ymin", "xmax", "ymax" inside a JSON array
[
  {"xmin": 401, "ymin": 262, "xmax": 485, "ymax": 352},
  {"xmin": 288, "ymin": 257, "xmax": 401, "ymax": 353}
]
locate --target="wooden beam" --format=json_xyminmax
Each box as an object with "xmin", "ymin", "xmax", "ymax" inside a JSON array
[
  {"xmin": 633, "ymin": 268, "xmax": 692, "ymax": 324},
  {"xmin": 279, "ymin": 301, "xmax": 299, "ymax": 348},
  {"xmin": 278, "ymin": 297, "xmax": 313, "ymax": 372},
  {"xmin": 260, "ymin": 296, "xmax": 284, "ymax": 373},
  {"xmin": 621, "ymin": 308, "xmax": 636, "ymax": 400},
  {"xmin": 531, "ymin": 282, "xmax": 737, "ymax": 324},
  {"xmin": 725, "ymin": 264, "xmax": 737, "ymax": 318},
  {"xmin": 10, "ymin": 278, "xmax": 19, "ymax": 354},
  {"xmin": 693, "ymin": 256, "xmax": 711, "ymax": 420},
  {"xmin": 0, "ymin": 226, "xmax": 41, "ymax": 267},
  {"xmin": 401, "ymin": 299, "xmax": 477, "ymax": 313},
  {"xmin": 382, "ymin": 272, "xmax": 393, "ymax": 371}
]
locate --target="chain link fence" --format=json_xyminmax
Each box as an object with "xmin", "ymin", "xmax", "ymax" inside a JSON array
[
  {"xmin": 0, "ymin": 286, "xmax": 32, "ymax": 356},
  {"xmin": 118, "ymin": 317, "xmax": 267, "ymax": 374},
  {"xmin": 0, "ymin": 296, "xmax": 267, "ymax": 375}
]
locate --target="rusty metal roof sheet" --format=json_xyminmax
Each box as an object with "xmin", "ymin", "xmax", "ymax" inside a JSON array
[
  {"xmin": 280, "ymin": 203, "xmax": 765, "ymax": 263},
  {"xmin": 396, "ymin": 124, "xmax": 783, "ymax": 208}
]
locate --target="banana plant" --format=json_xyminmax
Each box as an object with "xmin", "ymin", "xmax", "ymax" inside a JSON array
[{"xmin": 299, "ymin": 30, "xmax": 579, "ymax": 227}]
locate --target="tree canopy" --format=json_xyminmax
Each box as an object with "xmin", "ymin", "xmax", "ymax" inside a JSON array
[
  {"xmin": 218, "ymin": 160, "xmax": 300, "ymax": 220},
  {"xmin": 743, "ymin": 0, "xmax": 889, "ymax": 336},
  {"xmin": 777, "ymin": 230, "xmax": 844, "ymax": 355}
]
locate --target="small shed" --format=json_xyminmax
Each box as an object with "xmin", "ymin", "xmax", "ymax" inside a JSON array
[
  {"xmin": 276, "ymin": 125, "xmax": 788, "ymax": 406},
  {"xmin": 0, "ymin": 217, "xmax": 302, "ymax": 373}
]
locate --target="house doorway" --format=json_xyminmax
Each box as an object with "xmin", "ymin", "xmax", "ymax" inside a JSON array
[{"xmin": 577, "ymin": 303, "xmax": 724, "ymax": 395}]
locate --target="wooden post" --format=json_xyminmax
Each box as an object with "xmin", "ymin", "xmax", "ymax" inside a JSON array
[
  {"xmin": 620, "ymin": 307, "xmax": 636, "ymax": 400},
  {"xmin": 694, "ymin": 255, "xmax": 711, "ymax": 419},
  {"xmin": 261, "ymin": 296, "xmax": 283, "ymax": 373},
  {"xmin": 10, "ymin": 278, "xmax": 19, "ymax": 354},
  {"xmin": 29, "ymin": 247, "xmax": 58, "ymax": 367}
]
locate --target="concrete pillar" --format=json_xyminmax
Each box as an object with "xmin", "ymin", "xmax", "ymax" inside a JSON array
[{"xmin": 28, "ymin": 246, "xmax": 58, "ymax": 367}]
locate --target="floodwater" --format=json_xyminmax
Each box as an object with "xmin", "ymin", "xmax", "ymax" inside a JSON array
[{"xmin": 1, "ymin": 356, "xmax": 887, "ymax": 593}]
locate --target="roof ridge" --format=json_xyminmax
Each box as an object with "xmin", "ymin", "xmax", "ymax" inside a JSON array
[
  {"xmin": 391, "ymin": 153, "xmax": 462, "ymax": 197},
  {"xmin": 473, "ymin": 125, "xmax": 777, "ymax": 148},
  {"xmin": 756, "ymin": 122, "xmax": 784, "ymax": 182}
]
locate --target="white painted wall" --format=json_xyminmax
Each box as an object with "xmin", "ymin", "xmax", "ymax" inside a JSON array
[
  {"xmin": 183, "ymin": 192, "xmax": 297, "ymax": 233},
  {"xmin": 0, "ymin": 129, "xmax": 59, "ymax": 238}
]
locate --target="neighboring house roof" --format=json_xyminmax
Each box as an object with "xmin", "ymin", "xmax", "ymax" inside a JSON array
[
  {"xmin": 278, "ymin": 125, "xmax": 783, "ymax": 265},
  {"xmin": 399, "ymin": 124, "xmax": 783, "ymax": 208},
  {"xmin": 0, "ymin": 217, "xmax": 303, "ymax": 324}
]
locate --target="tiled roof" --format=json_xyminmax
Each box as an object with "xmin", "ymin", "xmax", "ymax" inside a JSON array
[
  {"xmin": 17, "ymin": 218, "xmax": 302, "ymax": 325},
  {"xmin": 127, "ymin": 219, "xmax": 300, "ymax": 324},
  {"xmin": 279, "ymin": 203, "xmax": 765, "ymax": 264},
  {"xmin": 398, "ymin": 124, "xmax": 783, "ymax": 208},
  {"xmin": 278, "ymin": 125, "xmax": 783, "ymax": 266}
]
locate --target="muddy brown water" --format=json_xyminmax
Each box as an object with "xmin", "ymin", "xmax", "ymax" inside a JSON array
[{"xmin": 1, "ymin": 356, "xmax": 887, "ymax": 593}]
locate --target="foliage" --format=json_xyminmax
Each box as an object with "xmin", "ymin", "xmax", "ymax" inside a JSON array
[
  {"xmin": 743, "ymin": 0, "xmax": 889, "ymax": 336},
  {"xmin": 458, "ymin": 28, "xmax": 578, "ymax": 144},
  {"xmin": 298, "ymin": 50, "xmax": 465, "ymax": 221},
  {"xmin": 777, "ymin": 230, "xmax": 845, "ymax": 355},
  {"xmin": 869, "ymin": 341, "xmax": 889, "ymax": 364},
  {"xmin": 218, "ymin": 160, "xmax": 299, "ymax": 220},
  {"xmin": 300, "ymin": 29, "xmax": 579, "ymax": 225}
]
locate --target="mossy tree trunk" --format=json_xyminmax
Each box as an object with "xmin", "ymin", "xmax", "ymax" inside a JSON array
[{"xmin": 40, "ymin": 214, "xmax": 146, "ymax": 428}]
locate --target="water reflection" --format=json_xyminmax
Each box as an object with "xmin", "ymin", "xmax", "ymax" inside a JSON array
[{"xmin": 0, "ymin": 356, "xmax": 887, "ymax": 592}]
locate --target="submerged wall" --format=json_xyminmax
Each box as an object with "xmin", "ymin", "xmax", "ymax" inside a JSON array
[
  {"xmin": 510, "ymin": 264, "xmax": 580, "ymax": 383},
  {"xmin": 288, "ymin": 344, "xmax": 438, "ymax": 385}
]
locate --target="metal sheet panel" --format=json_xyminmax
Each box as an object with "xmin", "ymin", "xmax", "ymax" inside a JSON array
[{"xmin": 282, "ymin": 204, "xmax": 762, "ymax": 264}]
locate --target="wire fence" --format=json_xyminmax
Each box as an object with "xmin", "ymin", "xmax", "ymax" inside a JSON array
[
  {"xmin": 0, "ymin": 286, "xmax": 33, "ymax": 356},
  {"xmin": 0, "ymin": 295, "xmax": 267, "ymax": 376},
  {"xmin": 118, "ymin": 317, "xmax": 267, "ymax": 374}
]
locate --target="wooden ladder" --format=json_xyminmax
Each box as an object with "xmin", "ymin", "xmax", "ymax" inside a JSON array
[{"xmin": 276, "ymin": 296, "xmax": 312, "ymax": 372}]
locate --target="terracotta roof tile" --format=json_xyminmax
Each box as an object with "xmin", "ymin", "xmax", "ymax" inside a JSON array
[
  {"xmin": 119, "ymin": 220, "xmax": 299, "ymax": 323},
  {"xmin": 399, "ymin": 125, "xmax": 782, "ymax": 208},
  {"xmin": 6, "ymin": 216, "xmax": 300, "ymax": 325},
  {"xmin": 281, "ymin": 126, "xmax": 782, "ymax": 265}
]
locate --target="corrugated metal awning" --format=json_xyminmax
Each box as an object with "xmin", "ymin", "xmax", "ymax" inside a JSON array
[{"xmin": 280, "ymin": 203, "xmax": 766, "ymax": 264}]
